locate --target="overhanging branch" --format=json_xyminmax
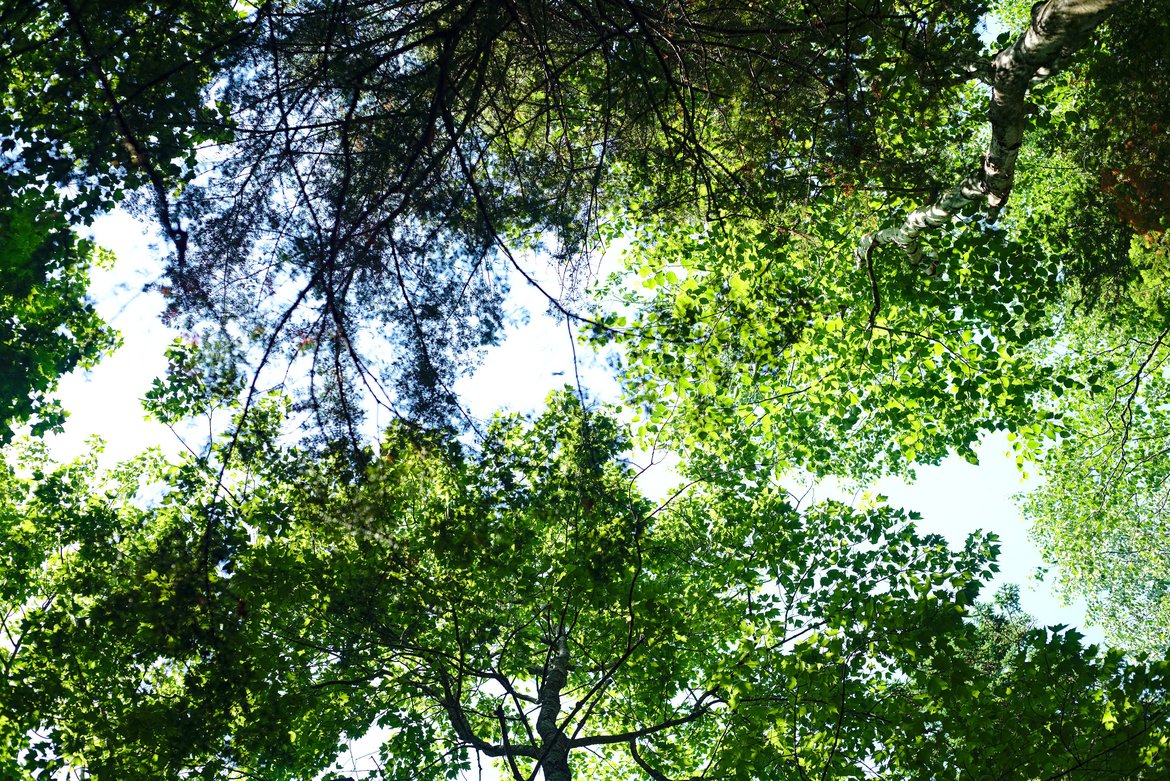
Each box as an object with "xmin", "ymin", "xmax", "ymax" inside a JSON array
[{"xmin": 859, "ymin": 0, "xmax": 1122, "ymax": 264}]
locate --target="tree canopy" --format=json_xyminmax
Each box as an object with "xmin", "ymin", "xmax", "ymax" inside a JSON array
[
  {"xmin": 3, "ymin": 395, "xmax": 1168, "ymax": 779},
  {"xmin": 3, "ymin": 0, "xmax": 1170, "ymax": 777},
  {"xmin": 0, "ymin": 189, "xmax": 117, "ymax": 444},
  {"xmin": 586, "ymin": 0, "xmax": 1170, "ymax": 647},
  {"xmin": 3, "ymin": 0, "xmax": 1006, "ymax": 429}
]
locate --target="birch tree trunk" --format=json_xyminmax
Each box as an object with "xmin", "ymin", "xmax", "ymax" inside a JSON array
[{"xmin": 859, "ymin": 0, "xmax": 1123, "ymax": 263}]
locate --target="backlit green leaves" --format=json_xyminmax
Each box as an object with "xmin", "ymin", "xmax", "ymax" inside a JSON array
[
  {"xmin": 0, "ymin": 393, "xmax": 1077, "ymax": 780},
  {"xmin": 593, "ymin": 201, "xmax": 1061, "ymax": 481},
  {"xmin": 0, "ymin": 191, "xmax": 118, "ymax": 444},
  {"xmin": 0, "ymin": 0, "xmax": 240, "ymax": 218},
  {"xmin": 1024, "ymin": 312, "xmax": 1170, "ymax": 653},
  {"xmin": 887, "ymin": 587, "xmax": 1170, "ymax": 779}
]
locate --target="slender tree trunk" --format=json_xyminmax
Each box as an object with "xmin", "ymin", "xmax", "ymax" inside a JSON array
[
  {"xmin": 859, "ymin": 0, "xmax": 1123, "ymax": 263},
  {"xmin": 536, "ymin": 633, "xmax": 573, "ymax": 781}
]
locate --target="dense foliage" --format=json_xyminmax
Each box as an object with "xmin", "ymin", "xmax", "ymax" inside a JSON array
[
  {"xmin": 3, "ymin": 0, "xmax": 1170, "ymax": 777},
  {"xmin": 590, "ymin": 206, "xmax": 1060, "ymax": 481},
  {"xmin": 3, "ymin": 396, "xmax": 1167, "ymax": 779},
  {"xmin": 0, "ymin": 190, "xmax": 116, "ymax": 444},
  {"xmin": 1, "ymin": 0, "xmax": 234, "ymax": 441},
  {"xmin": 4, "ymin": 0, "xmax": 1000, "ymax": 430},
  {"xmin": 591, "ymin": 0, "xmax": 1170, "ymax": 648}
]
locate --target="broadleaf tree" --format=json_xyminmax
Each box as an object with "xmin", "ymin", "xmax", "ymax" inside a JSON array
[
  {"xmin": 2, "ymin": 394, "xmax": 1168, "ymax": 779},
  {"xmin": 590, "ymin": 0, "xmax": 1129, "ymax": 482},
  {"xmin": 586, "ymin": 0, "xmax": 1170, "ymax": 636},
  {"xmin": 0, "ymin": 190, "xmax": 118, "ymax": 444},
  {"xmin": 0, "ymin": 0, "xmax": 236, "ymax": 441},
  {"xmin": 1003, "ymin": 0, "xmax": 1170, "ymax": 651},
  {"xmin": 1021, "ymin": 311, "xmax": 1170, "ymax": 653},
  {"xmin": 2, "ymin": 0, "xmax": 1170, "ymax": 777}
]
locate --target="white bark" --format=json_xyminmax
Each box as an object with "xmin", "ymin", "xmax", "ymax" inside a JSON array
[{"xmin": 859, "ymin": 0, "xmax": 1123, "ymax": 264}]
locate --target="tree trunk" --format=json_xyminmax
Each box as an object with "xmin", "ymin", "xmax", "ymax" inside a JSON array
[
  {"xmin": 859, "ymin": 0, "xmax": 1123, "ymax": 263},
  {"xmin": 536, "ymin": 633, "xmax": 573, "ymax": 781}
]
